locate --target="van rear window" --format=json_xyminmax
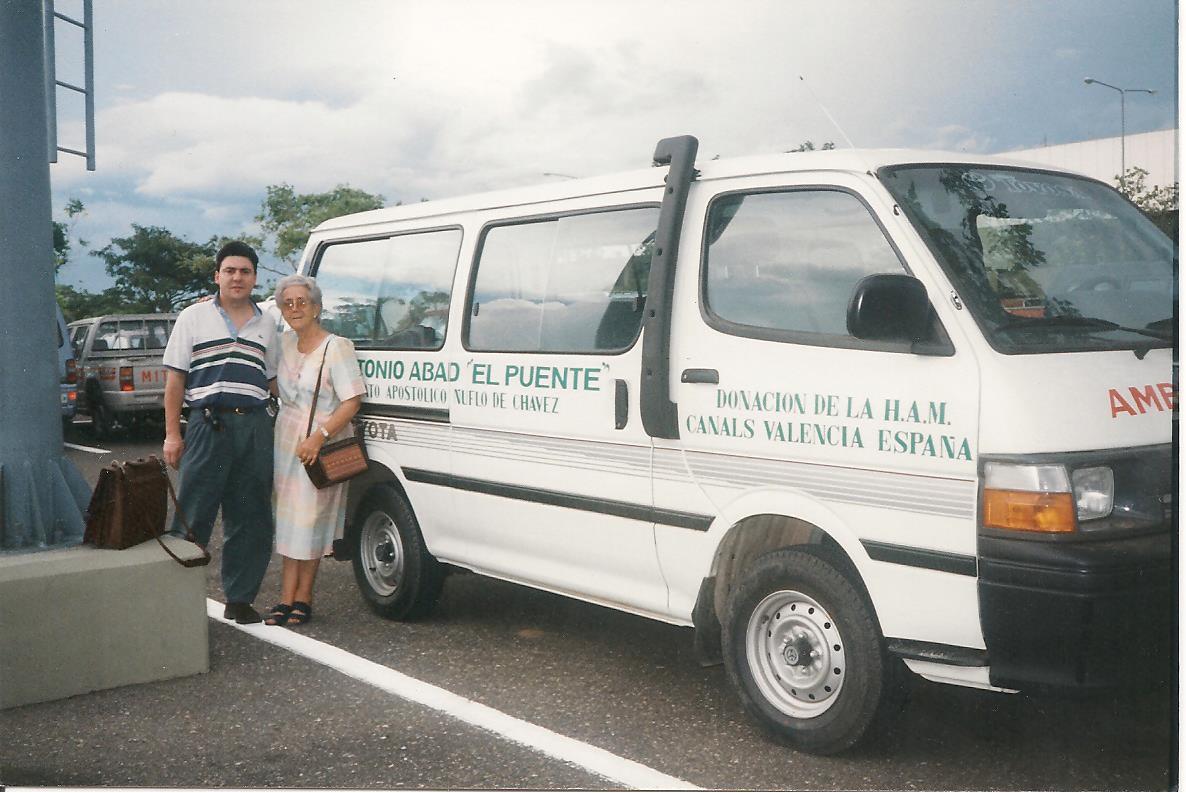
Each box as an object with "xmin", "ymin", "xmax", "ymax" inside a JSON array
[{"xmin": 466, "ymin": 207, "xmax": 658, "ymax": 353}]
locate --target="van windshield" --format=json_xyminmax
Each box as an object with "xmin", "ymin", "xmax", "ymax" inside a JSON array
[{"xmin": 879, "ymin": 165, "xmax": 1175, "ymax": 354}]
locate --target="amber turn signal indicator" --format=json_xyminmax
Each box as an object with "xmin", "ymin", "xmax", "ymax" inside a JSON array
[{"xmin": 982, "ymin": 488, "xmax": 1077, "ymax": 533}]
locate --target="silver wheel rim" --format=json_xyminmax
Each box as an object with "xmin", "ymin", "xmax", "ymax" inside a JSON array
[
  {"xmin": 746, "ymin": 589, "xmax": 845, "ymax": 718},
  {"xmin": 360, "ymin": 510, "xmax": 405, "ymax": 597}
]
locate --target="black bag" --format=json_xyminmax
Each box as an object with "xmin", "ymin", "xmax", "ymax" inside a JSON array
[
  {"xmin": 303, "ymin": 337, "xmax": 368, "ymax": 490},
  {"xmin": 83, "ymin": 456, "xmax": 211, "ymax": 568}
]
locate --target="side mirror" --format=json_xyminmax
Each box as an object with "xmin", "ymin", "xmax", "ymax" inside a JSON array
[{"xmin": 847, "ymin": 273, "xmax": 932, "ymax": 343}]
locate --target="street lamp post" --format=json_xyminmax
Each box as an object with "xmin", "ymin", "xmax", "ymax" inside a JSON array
[{"xmin": 1083, "ymin": 77, "xmax": 1156, "ymax": 181}]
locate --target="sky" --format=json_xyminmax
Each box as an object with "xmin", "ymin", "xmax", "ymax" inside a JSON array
[{"xmin": 47, "ymin": 0, "xmax": 1179, "ymax": 291}]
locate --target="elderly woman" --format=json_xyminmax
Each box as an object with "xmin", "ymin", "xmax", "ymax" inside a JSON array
[{"xmin": 265, "ymin": 274, "xmax": 365, "ymax": 626}]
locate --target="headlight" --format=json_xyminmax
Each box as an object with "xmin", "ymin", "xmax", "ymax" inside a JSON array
[
  {"xmin": 982, "ymin": 462, "xmax": 1116, "ymax": 533},
  {"xmin": 1071, "ymin": 466, "xmax": 1115, "ymax": 521}
]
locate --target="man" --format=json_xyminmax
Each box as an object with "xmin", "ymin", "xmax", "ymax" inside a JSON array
[{"xmin": 163, "ymin": 241, "xmax": 280, "ymax": 624}]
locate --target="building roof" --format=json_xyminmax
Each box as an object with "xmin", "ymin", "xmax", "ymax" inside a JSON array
[{"xmin": 1005, "ymin": 128, "xmax": 1177, "ymax": 188}]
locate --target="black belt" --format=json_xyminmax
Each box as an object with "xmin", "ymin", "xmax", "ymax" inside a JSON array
[{"xmin": 199, "ymin": 404, "xmax": 267, "ymax": 432}]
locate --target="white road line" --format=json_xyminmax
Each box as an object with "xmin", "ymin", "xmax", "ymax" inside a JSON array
[
  {"xmin": 65, "ymin": 441, "xmax": 111, "ymax": 454},
  {"xmin": 206, "ymin": 598, "xmax": 699, "ymax": 791}
]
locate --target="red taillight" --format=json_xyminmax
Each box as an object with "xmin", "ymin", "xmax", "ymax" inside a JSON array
[
  {"xmin": 64, "ymin": 358, "xmax": 77, "ymax": 385},
  {"xmin": 119, "ymin": 366, "xmax": 134, "ymax": 392}
]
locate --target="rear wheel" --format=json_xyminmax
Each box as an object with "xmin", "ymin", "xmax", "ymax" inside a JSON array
[
  {"xmin": 350, "ymin": 486, "xmax": 444, "ymax": 620},
  {"xmin": 724, "ymin": 548, "xmax": 895, "ymax": 755},
  {"xmin": 91, "ymin": 400, "xmax": 116, "ymax": 440}
]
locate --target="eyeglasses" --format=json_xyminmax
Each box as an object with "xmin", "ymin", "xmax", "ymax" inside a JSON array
[{"xmin": 281, "ymin": 298, "xmax": 311, "ymax": 310}]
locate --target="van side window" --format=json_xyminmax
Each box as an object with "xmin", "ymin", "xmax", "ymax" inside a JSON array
[
  {"xmin": 704, "ymin": 190, "xmax": 904, "ymax": 338},
  {"xmin": 313, "ymin": 228, "xmax": 462, "ymax": 350},
  {"xmin": 467, "ymin": 207, "xmax": 658, "ymax": 353}
]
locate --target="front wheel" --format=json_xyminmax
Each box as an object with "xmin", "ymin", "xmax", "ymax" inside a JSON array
[
  {"xmin": 350, "ymin": 486, "xmax": 444, "ymax": 620},
  {"xmin": 723, "ymin": 548, "xmax": 896, "ymax": 755}
]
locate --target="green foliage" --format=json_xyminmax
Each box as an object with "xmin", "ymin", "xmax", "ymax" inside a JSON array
[
  {"xmin": 1116, "ymin": 167, "xmax": 1178, "ymax": 212},
  {"xmin": 407, "ymin": 289, "xmax": 450, "ymax": 327},
  {"xmin": 1116, "ymin": 167, "xmax": 1179, "ymax": 240},
  {"xmin": 184, "ymin": 232, "xmax": 267, "ymax": 281},
  {"xmin": 95, "ymin": 224, "xmax": 221, "ymax": 312},
  {"xmin": 323, "ymin": 296, "xmax": 379, "ymax": 340},
  {"xmin": 52, "ymin": 221, "xmax": 68, "ymax": 271},
  {"xmin": 256, "ymin": 183, "xmax": 385, "ymax": 268},
  {"xmin": 52, "ymin": 198, "xmax": 87, "ymax": 274},
  {"xmin": 55, "ymin": 284, "xmax": 128, "ymax": 322},
  {"xmin": 787, "ymin": 141, "xmax": 836, "ymax": 152}
]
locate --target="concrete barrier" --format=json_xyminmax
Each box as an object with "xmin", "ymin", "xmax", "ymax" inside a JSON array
[{"xmin": 0, "ymin": 536, "xmax": 209, "ymax": 709}]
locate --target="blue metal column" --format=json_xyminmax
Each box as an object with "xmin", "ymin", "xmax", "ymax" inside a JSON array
[{"xmin": 0, "ymin": 1, "xmax": 89, "ymax": 550}]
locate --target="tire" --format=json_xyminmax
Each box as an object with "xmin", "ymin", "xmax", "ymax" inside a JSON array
[
  {"xmin": 723, "ymin": 548, "xmax": 894, "ymax": 755},
  {"xmin": 91, "ymin": 400, "xmax": 116, "ymax": 440},
  {"xmin": 350, "ymin": 486, "xmax": 444, "ymax": 620}
]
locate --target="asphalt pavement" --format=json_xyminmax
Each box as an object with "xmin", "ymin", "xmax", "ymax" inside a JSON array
[{"xmin": 0, "ymin": 423, "xmax": 1178, "ymax": 790}]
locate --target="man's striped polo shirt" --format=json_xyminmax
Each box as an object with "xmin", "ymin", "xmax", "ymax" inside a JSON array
[{"xmin": 163, "ymin": 297, "xmax": 280, "ymax": 409}]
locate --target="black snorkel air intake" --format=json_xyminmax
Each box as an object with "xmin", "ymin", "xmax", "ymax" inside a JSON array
[{"xmin": 640, "ymin": 135, "xmax": 699, "ymax": 440}]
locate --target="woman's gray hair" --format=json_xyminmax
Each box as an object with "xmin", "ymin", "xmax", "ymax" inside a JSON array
[{"xmin": 275, "ymin": 274, "xmax": 323, "ymax": 308}]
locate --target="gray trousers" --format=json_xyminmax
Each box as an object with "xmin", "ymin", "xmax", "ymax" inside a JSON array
[{"xmin": 172, "ymin": 409, "xmax": 274, "ymax": 605}]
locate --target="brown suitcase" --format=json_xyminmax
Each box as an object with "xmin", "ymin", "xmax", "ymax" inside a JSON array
[{"xmin": 84, "ymin": 456, "xmax": 210, "ymax": 568}]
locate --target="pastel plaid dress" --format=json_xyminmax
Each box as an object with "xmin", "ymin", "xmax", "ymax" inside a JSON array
[{"xmin": 273, "ymin": 333, "xmax": 366, "ymax": 560}]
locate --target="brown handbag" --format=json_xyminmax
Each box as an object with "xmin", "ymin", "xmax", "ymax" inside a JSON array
[
  {"xmin": 83, "ymin": 456, "xmax": 211, "ymax": 568},
  {"xmin": 303, "ymin": 337, "xmax": 368, "ymax": 490}
]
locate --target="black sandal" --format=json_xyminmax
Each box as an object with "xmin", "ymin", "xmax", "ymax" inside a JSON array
[
  {"xmin": 288, "ymin": 601, "xmax": 313, "ymax": 626},
  {"xmin": 264, "ymin": 603, "xmax": 293, "ymax": 626}
]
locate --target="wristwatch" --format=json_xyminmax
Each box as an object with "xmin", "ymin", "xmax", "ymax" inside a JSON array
[{"xmin": 318, "ymin": 425, "xmax": 330, "ymax": 439}]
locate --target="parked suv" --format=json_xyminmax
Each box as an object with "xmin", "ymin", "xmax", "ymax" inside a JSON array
[{"xmin": 68, "ymin": 313, "xmax": 178, "ymax": 438}]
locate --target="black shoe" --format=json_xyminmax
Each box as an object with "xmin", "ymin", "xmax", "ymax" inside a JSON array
[{"xmin": 223, "ymin": 602, "xmax": 261, "ymax": 624}]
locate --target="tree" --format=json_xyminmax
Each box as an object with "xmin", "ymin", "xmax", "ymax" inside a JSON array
[
  {"xmin": 52, "ymin": 198, "xmax": 86, "ymax": 274},
  {"xmin": 175, "ymin": 232, "xmax": 266, "ymax": 286},
  {"xmin": 256, "ymin": 183, "xmax": 386, "ymax": 271},
  {"xmin": 1115, "ymin": 167, "xmax": 1178, "ymax": 240},
  {"xmin": 787, "ymin": 141, "xmax": 836, "ymax": 153},
  {"xmin": 96, "ymin": 225, "xmax": 219, "ymax": 312},
  {"xmin": 55, "ymin": 283, "xmax": 127, "ymax": 322}
]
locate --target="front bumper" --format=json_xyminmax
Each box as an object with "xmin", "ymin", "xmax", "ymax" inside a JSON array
[{"xmin": 978, "ymin": 530, "xmax": 1176, "ymax": 690}]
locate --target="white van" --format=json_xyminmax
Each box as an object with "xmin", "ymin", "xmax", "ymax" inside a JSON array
[{"xmin": 297, "ymin": 137, "xmax": 1175, "ymax": 754}]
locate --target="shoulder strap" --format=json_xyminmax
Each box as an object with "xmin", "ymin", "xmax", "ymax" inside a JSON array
[
  {"xmin": 305, "ymin": 336, "xmax": 333, "ymax": 439},
  {"xmin": 157, "ymin": 460, "xmax": 211, "ymax": 568}
]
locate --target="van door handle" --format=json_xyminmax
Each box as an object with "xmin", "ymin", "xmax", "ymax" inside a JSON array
[
  {"xmin": 681, "ymin": 368, "xmax": 719, "ymax": 385},
  {"xmin": 614, "ymin": 379, "xmax": 629, "ymax": 429}
]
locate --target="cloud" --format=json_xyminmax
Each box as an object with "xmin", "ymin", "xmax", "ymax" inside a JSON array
[
  {"xmin": 46, "ymin": 0, "xmax": 1176, "ymax": 296},
  {"xmin": 926, "ymin": 125, "xmax": 998, "ymax": 153}
]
